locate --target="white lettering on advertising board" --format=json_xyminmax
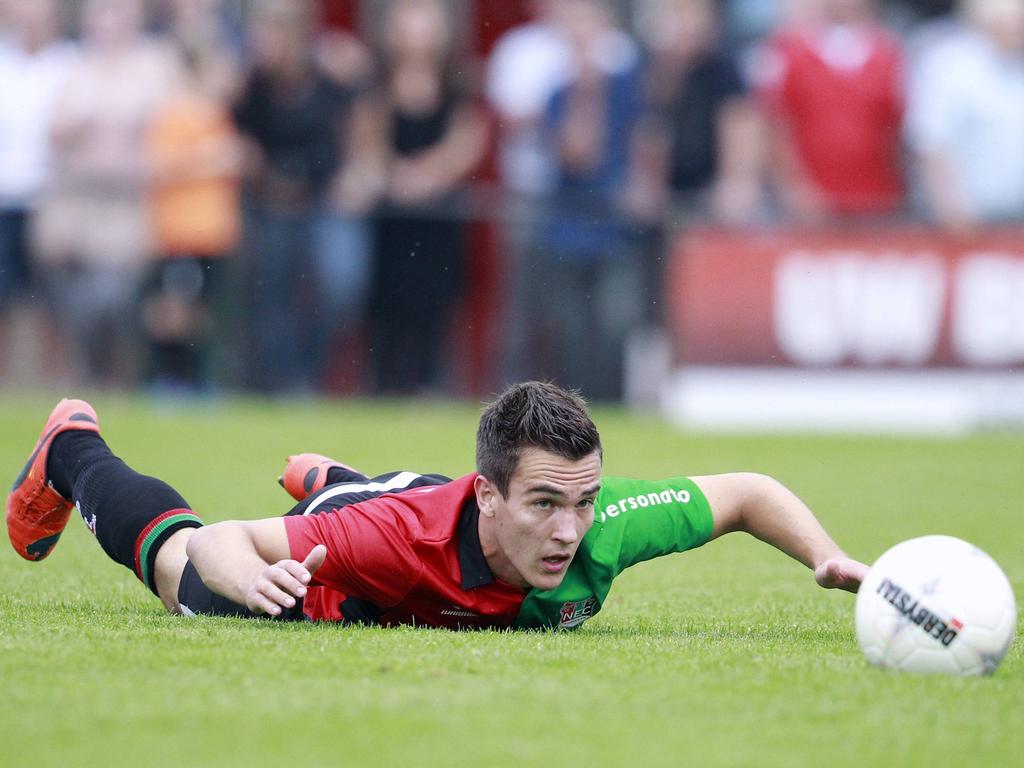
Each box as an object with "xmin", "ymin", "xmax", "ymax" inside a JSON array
[
  {"xmin": 952, "ymin": 253, "xmax": 1024, "ymax": 365},
  {"xmin": 774, "ymin": 251, "xmax": 947, "ymax": 366}
]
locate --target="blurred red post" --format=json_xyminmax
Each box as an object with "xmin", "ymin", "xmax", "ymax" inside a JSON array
[
  {"xmin": 454, "ymin": 0, "xmax": 530, "ymax": 396},
  {"xmin": 320, "ymin": 0, "xmax": 358, "ymax": 30}
]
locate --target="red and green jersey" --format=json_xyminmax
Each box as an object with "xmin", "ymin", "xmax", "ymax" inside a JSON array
[{"xmin": 283, "ymin": 473, "xmax": 713, "ymax": 630}]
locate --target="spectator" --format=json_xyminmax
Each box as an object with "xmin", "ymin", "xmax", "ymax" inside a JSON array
[
  {"xmin": 486, "ymin": 0, "xmax": 572, "ymax": 200},
  {"xmin": 755, "ymin": 0, "xmax": 906, "ymax": 220},
  {"xmin": 722, "ymin": 0, "xmax": 784, "ymax": 51},
  {"xmin": 141, "ymin": 4, "xmax": 244, "ymax": 394},
  {"xmin": 32, "ymin": 0, "xmax": 181, "ymax": 388},
  {"xmin": 369, "ymin": 0, "xmax": 488, "ymax": 395},
  {"xmin": 233, "ymin": 0, "xmax": 376, "ymax": 394},
  {"xmin": 905, "ymin": 0, "xmax": 1024, "ymax": 232},
  {"xmin": 488, "ymin": 0, "xmax": 572, "ymax": 388},
  {"xmin": 0, "ymin": 0, "xmax": 75, "ymax": 384},
  {"xmin": 517, "ymin": 0, "xmax": 646, "ymax": 400},
  {"xmin": 635, "ymin": 0, "xmax": 764, "ymax": 225},
  {"xmin": 161, "ymin": 0, "xmax": 243, "ymax": 102}
]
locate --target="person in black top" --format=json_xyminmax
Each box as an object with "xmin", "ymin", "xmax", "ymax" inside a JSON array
[
  {"xmin": 637, "ymin": 0, "xmax": 763, "ymax": 224},
  {"xmin": 233, "ymin": 0, "xmax": 376, "ymax": 393},
  {"xmin": 368, "ymin": 0, "xmax": 488, "ymax": 395}
]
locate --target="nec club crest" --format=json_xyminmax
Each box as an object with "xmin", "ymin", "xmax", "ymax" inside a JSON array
[{"xmin": 558, "ymin": 596, "xmax": 597, "ymax": 629}]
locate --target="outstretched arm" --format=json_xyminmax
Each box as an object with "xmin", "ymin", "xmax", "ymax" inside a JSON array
[
  {"xmin": 186, "ymin": 519, "xmax": 326, "ymax": 615},
  {"xmin": 692, "ymin": 473, "xmax": 867, "ymax": 592}
]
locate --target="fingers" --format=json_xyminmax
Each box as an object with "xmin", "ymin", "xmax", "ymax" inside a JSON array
[
  {"xmin": 814, "ymin": 557, "xmax": 868, "ymax": 593},
  {"xmin": 843, "ymin": 559, "xmax": 869, "ymax": 591},
  {"xmin": 277, "ymin": 557, "xmax": 315, "ymax": 585},
  {"xmin": 814, "ymin": 560, "xmax": 839, "ymax": 588},
  {"xmin": 245, "ymin": 547, "xmax": 328, "ymax": 617},
  {"xmin": 247, "ymin": 560, "xmax": 314, "ymax": 617},
  {"xmin": 248, "ymin": 585, "xmax": 292, "ymax": 617},
  {"xmin": 302, "ymin": 544, "xmax": 327, "ymax": 575}
]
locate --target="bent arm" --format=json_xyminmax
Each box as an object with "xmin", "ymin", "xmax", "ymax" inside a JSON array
[
  {"xmin": 186, "ymin": 518, "xmax": 324, "ymax": 614},
  {"xmin": 692, "ymin": 473, "xmax": 867, "ymax": 592}
]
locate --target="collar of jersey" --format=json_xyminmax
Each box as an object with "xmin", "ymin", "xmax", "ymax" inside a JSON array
[{"xmin": 456, "ymin": 498, "xmax": 494, "ymax": 589}]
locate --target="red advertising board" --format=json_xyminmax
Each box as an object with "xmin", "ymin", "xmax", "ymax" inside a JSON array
[{"xmin": 667, "ymin": 228, "xmax": 1024, "ymax": 369}]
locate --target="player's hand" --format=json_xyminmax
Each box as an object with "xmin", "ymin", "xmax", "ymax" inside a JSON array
[
  {"xmin": 246, "ymin": 544, "xmax": 327, "ymax": 616},
  {"xmin": 814, "ymin": 556, "xmax": 869, "ymax": 593}
]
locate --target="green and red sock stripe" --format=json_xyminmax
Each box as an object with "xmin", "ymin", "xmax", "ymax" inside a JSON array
[{"xmin": 133, "ymin": 509, "xmax": 203, "ymax": 593}]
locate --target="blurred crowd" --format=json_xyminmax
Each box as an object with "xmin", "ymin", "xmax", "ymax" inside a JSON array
[{"xmin": 2, "ymin": 0, "xmax": 1023, "ymax": 400}]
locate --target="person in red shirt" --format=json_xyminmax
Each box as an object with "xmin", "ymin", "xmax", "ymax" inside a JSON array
[
  {"xmin": 755, "ymin": 0, "xmax": 905, "ymax": 219},
  {"xmin": 7, "ymin": 382, "xmax": 866, "ymax": 630}
]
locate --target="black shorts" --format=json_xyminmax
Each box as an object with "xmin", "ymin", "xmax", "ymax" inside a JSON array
[{"xmin": 176, "ymin": 469, "xmax": 451, "ymax": 619}]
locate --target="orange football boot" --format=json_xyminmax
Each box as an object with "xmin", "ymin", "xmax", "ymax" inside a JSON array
[
  {"xmin": 279, "ymin": 453, "xmax": 361, "ymax": 501},
  {"xmin": 7, "ymin": 399, "xmax": 100, "ymax": 561}
]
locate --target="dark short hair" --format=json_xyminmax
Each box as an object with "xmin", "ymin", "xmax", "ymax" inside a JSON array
[{"xmin": 476, "ymin": 381, "xmax": 602, "ymax": 497}]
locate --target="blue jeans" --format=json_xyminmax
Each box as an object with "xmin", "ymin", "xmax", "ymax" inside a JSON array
[
  {"xmin": 243, "ymin": 204, "xmax": 370, "ymax": 393},
  {"xmin": 0, "ymin": 208, "xmax": 29, "ymax": 308}
]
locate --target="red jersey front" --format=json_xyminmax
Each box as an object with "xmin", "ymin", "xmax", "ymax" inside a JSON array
[
  {"xmin": 283, "ymin": 473, "xmax": 529, "ymax": 629},
  {"xmin": 758, "ymin": 23, "xmax": 905, "ymax": 214}
]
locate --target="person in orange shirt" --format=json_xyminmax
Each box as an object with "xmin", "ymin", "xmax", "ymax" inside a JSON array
[{"xmin": 144, "ymin": 44, "xmax": 242, "ymax": 393}]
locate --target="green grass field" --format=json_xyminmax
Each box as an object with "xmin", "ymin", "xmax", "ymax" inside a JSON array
[{"xmin": 1, "ymin": 393, "xmax": 1021, "ymax": 767}]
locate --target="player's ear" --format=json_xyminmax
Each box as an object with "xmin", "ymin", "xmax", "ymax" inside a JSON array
[{"xmin": 475, "ymin": 474, "xmax": 497, "ymax": 517}]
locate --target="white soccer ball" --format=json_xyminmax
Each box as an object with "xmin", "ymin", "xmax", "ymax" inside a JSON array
[{"xmin": 855, "ymin": 535, "xmax": 1017, "ymax": 676}]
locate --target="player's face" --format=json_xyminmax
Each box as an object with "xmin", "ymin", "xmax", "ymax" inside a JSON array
[{"xmin": 476, "ymin": 447, "xmax": 602, "ymax": 591}]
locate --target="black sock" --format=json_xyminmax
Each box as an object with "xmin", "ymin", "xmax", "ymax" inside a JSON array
[{"xmin": 47, "ymin": 431, "xmax": 203, "ymax": 595}]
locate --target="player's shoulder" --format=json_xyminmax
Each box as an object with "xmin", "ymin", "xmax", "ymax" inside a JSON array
[
  {"xmin": 594, "ymin": 475, "xmax": 707, "ymax": 525},
  {"xmin": 382, "ymin": 472, "xmax": 477, "ymax": 537},
  {"xmin": 596, "ymin": 475, "xmax": 700, "ymax": 503},
  {"xmin": 296, "ymin": 474, "xmax": 471, "ymax": 547},
  {"xmin": 392, "ymin": 473, "xmax": 475, "ymax": 506}
]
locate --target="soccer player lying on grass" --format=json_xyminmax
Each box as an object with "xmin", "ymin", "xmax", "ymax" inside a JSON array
[{"xmin": 6, "ymin": 381, "xmax": 867, "ymax": 629}]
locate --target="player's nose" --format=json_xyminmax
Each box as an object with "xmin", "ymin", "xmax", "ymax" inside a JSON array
[{"xmin": 551, "ymin": 508, "xmax": 579, "ymax": 545}]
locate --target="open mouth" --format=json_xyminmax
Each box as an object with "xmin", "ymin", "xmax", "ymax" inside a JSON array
[{"xmin": 541, "ymin": 554, "xmax": 571, "ymax": 573}]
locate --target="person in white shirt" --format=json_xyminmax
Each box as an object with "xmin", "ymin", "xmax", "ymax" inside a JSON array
[
  {"xmin": 486, "ymin": 0, "xmax": 572, "ymax": 198},
  {"xmin": 906, "ymin": 0, "xmax": 1024, "ymax": 232},
  {"xmin": 493, "ymin": 0, "xmax": 642, "ymax": 391},
  {"xmin": 31, "ymin": 0, "xmax": 181, "ymax": 387},
  {"xmin": 0, "ymin": 0, "xmax": 76, "ymax": 383}
]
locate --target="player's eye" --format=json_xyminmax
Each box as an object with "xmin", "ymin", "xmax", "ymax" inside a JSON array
[
  {"xmin": 577, "ymin": 498, "xmax": 595, "ymax": 509},
  {"xmin": 533, "ymin": 498, "xmax": 554, "ymax": 510}
]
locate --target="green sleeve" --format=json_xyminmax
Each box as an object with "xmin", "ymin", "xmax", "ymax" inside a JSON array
[
  {"xmin": 595, "ymin": 475, "xmax": 714, "ymax": 574},
  {"xmin": 514, "ymin": 475, "xmax": 713, "ymax": 630}
]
